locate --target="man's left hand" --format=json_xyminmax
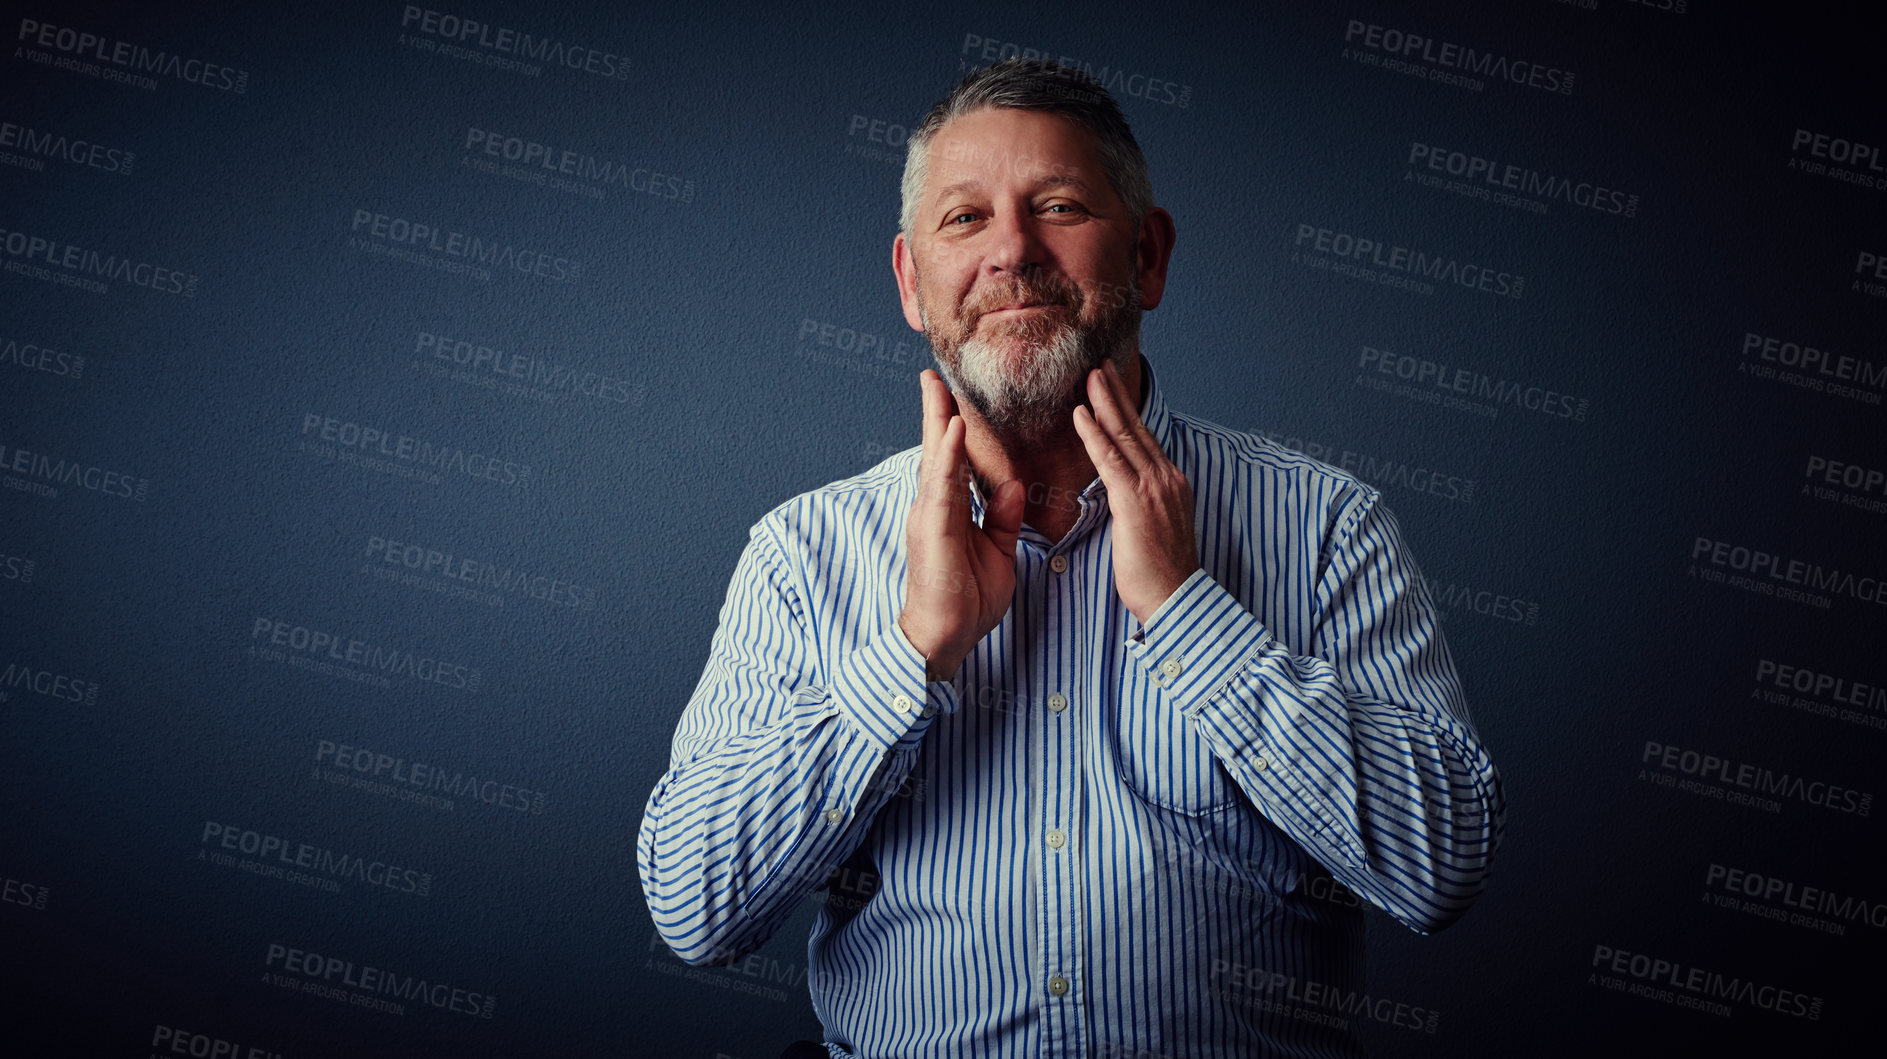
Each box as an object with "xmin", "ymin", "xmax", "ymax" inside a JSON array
[{"xmin": 1071, "ymin": 358, "xmax": 1200, "ymax": 625}]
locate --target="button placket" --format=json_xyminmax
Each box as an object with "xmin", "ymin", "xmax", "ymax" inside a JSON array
[{"xmin": 1038, "ymin": 539, "xmax": 1086, "ymax": 1052}]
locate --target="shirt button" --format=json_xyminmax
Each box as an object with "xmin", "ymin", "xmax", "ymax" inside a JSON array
[
  {"xmin": 824, "ymin": 808, "xmax": 843, "ymax": 824},
  {"xmin": 892, "ymin": 694, "xmax": 915, "ymax": 714},
  {"xmin": 1047, "ymin": 693, "xmax": 1067, "ymax": 714},
  {"xmin": 1048, "ymin": 975, "xmax": 1070, "ymax": 996},
  {"xmin": 1046, "ymin": 829, "xmax": 1066, "ymax": 849},
  {"xmin": 1254, "ymin": 757, "xmax": 1269, "ymax": 771},
  {"xmin": 1161, "ymin": 658, "xmax": 1184, "ymax": 679},
  {"xmin": 1049, "ymin": 555, "xmax": 1068, "ymax": 574},
  {"xmin": 919, "ymin": 704, "xmax": 936, "ymax": 718}
]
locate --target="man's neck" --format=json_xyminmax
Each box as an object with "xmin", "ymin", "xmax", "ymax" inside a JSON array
[{"xmin": 960, "ymin": 354, "xmax": 1145, "ymax": 545}]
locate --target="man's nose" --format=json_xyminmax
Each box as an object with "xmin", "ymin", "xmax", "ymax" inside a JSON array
[{"xmin": 983, "ymin": 209, "xmax": 1047, "ymax": 280}]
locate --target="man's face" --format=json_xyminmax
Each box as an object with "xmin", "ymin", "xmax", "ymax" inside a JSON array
[{"xmin": 895, "ymin": 107, "xmax": 1149, "ymax": 449}]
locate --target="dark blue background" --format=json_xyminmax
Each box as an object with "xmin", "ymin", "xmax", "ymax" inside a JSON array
[{"xmin": 4, "ymin": 1, "xmax": 1879, "ymax": 1055}]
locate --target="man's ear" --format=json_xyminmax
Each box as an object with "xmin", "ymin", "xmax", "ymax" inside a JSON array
[
  {"xmin": 1133, "ymin": 206, "xmax": 1176, "ymax": 311},
  {"xmin": 893, "ymin": 232, "xmax": 926, "ymax": 332}
]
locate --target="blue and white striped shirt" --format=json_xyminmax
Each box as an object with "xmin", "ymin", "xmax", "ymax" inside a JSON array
[{"xmin": 639, "ymin": 357, "xmax": 1504, "ymax": 1058}]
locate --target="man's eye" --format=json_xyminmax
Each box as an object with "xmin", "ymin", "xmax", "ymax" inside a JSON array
[
  {"xmin": 949, "ymin": 212, "xmax": 980, "ymax": 225},
  {"xmin": 1045, "ymin": 204, "xmax": 1074, "ymax": 213}
]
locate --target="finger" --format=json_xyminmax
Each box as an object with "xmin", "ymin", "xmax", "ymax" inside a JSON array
[
  {"xmin": 1072, "ymin": 403, "xmax": 1134, "ymax": 494},
  {"xmin": 937, "ymin": 374, "xmax": 959, "ymax": 419},
  {"xmin": 916, "ymin": 402, "xmax": 957, "ymax": 525},
  {"xmin": 920, "ymin": 370, "xmax": 946, "ymax": 458},
  {"xmin": 1101, "ymin": 359, "xmax": 1164, "ymax": 461},
  {"xmin": 1085, "ymin": 368, "xmax": 1151, "ymax": 477},
  {"xmin": 934, "ymin": 414, "xmax": 971, "ymax": 541},
  {"xmin": 980, "ymin": 478, "xmax": 1025, "ymax": 558}
]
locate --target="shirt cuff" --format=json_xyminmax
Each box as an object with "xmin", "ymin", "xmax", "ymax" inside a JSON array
[
  {"xmin": 828, "ymin": 620, "xmax": 959, "ymax": 753},
  {"xmin": 1129, "ymin": 568, "xmax": 1275, "ymax": 717},
  {"xmin": 1132, "ymin": 571, "xmax": 1346, "ymax": 844}
]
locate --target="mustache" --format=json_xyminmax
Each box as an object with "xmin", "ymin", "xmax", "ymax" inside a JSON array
[{"xmin": 965, "ymin": 273, "xmax": 1086, "ymax": 321}]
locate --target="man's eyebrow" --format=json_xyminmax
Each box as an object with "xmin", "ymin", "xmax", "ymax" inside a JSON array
[
  {"xmin": 930, "ymin": 173, "xmax": 1092, "ymax": 205},
  {"xmin": 931, "ymin": 180, "xmax": 984, "ymax": 205},
  {"xmin": 1033, "ymin": 173, "xmax": 1089, "ymax": 193}
]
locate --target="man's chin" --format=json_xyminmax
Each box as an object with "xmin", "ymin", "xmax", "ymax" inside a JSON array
[
  {"xmin": 974, "ymin": 338, "xmax": 1059, "ymax": 379},
  {"xmin": 955, "ymin": 370, "xmax": 1090, "ymax": 450},
  {"xmin": 935, "ymin": 312, "xmax": 1125, "ymax": 448},
  {"xmin": 979, "ymin": 401, "xmax": 1079, "ymax": 451}
]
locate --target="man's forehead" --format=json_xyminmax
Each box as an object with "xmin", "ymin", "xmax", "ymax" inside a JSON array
[{"xmin": 926, "ymin": 110, "xmax": 1096, "ymax": 194}]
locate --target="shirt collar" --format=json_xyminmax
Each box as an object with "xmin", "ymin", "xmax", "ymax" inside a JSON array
[{"xmin": 965, "ymin": 353, "xmax": 1173, "ymax": 524}]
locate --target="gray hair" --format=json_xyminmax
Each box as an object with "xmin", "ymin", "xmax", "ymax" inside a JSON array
[{"xmin": 899, "ymin": 57, "xmax": 1154, "ymax": 238}]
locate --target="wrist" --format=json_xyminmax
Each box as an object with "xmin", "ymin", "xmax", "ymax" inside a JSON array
[
  {"xmin": 1128, "ymin": 572, "xmax": 1187, "ymax": 626},
  {"xmin": 897, "ymin": 610, "xmax": 962, "ymax": 681},
  {"xmin": 1124, "ymin": 570, "xmax": 1200, "ymax": 626}
]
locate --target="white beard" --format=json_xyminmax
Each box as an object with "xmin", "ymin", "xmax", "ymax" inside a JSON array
[
  {"xmin": 916, "ymin": 262, "xmax": 1143, "ymax": 451},
  {"xmin": 933, "ymin": 312, "xmax": 1137, "ymax": 450},
  {"xmin": 944, "ymin": 323, "xmax": 1089, "ymax": 438}
]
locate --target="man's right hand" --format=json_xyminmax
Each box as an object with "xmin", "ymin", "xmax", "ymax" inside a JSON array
[{"xmin": 897, "ymin": 370, "xmax": 1025, "ymax": 681}]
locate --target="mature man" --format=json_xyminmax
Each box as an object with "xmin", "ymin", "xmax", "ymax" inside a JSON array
[{"xmin": 639, "ymin": 59, "xmax": 1504, "ymax": 1058}]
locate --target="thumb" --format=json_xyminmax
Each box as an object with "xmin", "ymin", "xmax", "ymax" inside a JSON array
[{"xmin": 981, "ymin": 479, "xmax": 1026, "ymax": 554}]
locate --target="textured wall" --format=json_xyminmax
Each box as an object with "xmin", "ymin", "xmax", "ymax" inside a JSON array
[{"xmin": 3, "ymin": 1, "xmax": 1879, "ymax": 1055}]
